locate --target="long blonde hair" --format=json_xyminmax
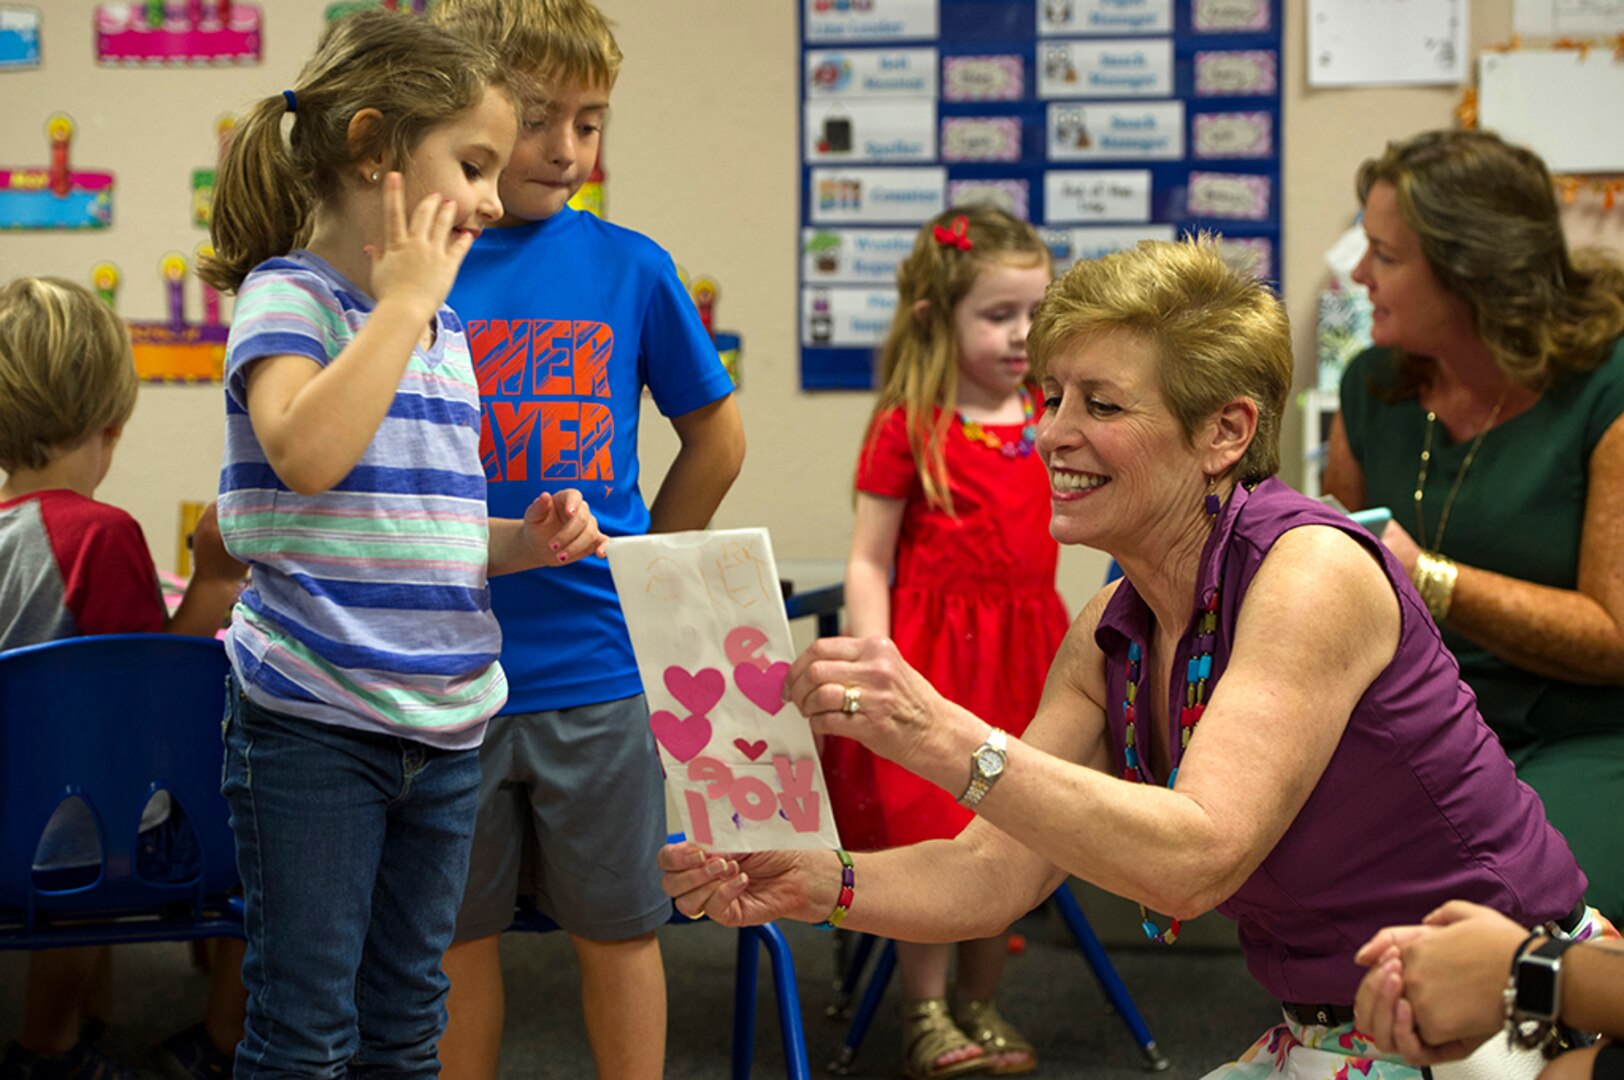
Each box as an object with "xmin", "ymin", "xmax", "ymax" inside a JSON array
[
  {"xmin": 202, "ymin": 11, "xmax": 511, "ymax": 292},
  {"xmin": 867, "ymin": 206, "xmax": 1050, "ymax": 513},
  {"xmin": 1357, "ymin": 129, "xmax": 1624, "ymax": 394}
]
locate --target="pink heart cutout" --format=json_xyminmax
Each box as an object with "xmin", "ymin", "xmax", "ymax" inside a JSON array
[
  {"xmin": 734, "ymin": 661, "xmax": 790, "ymax": 716},
  {"xmin": 650, "ymin": 710, "xmax": 712, "ymax": 764},
  {"xmin": 664, "ymin": 665, "xmax": 726, "ymax": 716},
  {"xmin": 733, "ymin": 738, "xmax": 768, "ymax": 761}
]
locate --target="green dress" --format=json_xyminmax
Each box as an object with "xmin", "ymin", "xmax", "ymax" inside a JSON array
[{"xmin": 1339, "ymin": 337, "xmax": 1624, "ymax": 923}]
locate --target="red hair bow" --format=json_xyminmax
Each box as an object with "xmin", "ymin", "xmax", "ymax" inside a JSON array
[{"xmin": 932, "ymin": 215, "xmax": 973, "ymax": 251}]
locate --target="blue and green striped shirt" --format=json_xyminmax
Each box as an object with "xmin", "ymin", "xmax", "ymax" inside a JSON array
[{"xmin": 218, "ymin": 251, "xmax": 505, "ymax": 748}]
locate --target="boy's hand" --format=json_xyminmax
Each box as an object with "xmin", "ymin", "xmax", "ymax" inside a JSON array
[
  {"xmin": 522, "ymin": 489, "xmax": 609, "ymax": 566},
  {"xmin": 190, "ymin": 502, "xmax": 248, "ymax": 584},
  {"xmin": 365, "ymin": 172, "xmax": 472, "ymax": 322}
]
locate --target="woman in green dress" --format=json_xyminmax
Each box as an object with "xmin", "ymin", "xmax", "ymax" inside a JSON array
[{"xmin": 1325, "ymin": 129, "xmax": 1624, "ymax": 924}]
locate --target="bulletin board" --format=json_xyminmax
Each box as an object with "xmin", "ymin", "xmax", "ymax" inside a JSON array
[
  {"xmin": 1478, "ymin": 47, "xmax": 1624, "ymax": 174},
  {"xmin": 796, "ymin": 0, "xmax": 1284, "ymax": 391}
]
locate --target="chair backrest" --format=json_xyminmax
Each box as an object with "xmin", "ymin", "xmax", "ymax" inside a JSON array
[{"xmin": 0, "ymin": 633, "xmax": 235, "ymax": 931}]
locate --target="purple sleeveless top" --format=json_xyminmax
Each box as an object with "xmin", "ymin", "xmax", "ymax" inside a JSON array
[{"xmin": 1095, "ymin": 477, "xmax": 1585, "ymax": 1005}]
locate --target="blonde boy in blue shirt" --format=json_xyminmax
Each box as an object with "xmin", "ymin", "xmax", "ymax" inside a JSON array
[{"xmin": 431, "ymin": 3, "xmax": 746, "ymax": 1078}]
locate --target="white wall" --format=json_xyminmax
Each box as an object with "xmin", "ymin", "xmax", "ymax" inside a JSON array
[{"xmin": 4, "ymin": 0, "xmax": 1620, "ymax": 612}]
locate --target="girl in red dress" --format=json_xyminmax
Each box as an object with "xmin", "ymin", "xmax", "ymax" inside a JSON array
[{"xmin": 824, "ymin": 206, "xmax": 1070, "ymax": 1079}]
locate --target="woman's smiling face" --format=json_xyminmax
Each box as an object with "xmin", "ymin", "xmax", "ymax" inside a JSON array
[{"xmin": 1036, "ymin": 328, "xmax": 1206, "ymax": 554}]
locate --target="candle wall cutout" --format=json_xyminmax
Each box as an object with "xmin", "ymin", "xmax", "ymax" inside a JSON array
[
  {"xmin": 680, "ymin": 270, "xmax": 743, "ymax": 390},
  {"xmin": 0, "ymin": 115, "xmax": 114, "ymax": 230},
  {"xmin": 91, "ymin": 262, "xmax": 120, "ymax": 309},
  {"xmin": 191, "ymin": 115, "xmax": 236, "ymax": 227},
  {"xmin": 196, "ymin": 243, "xmax": 221, "ymax": 326},
  {"xmin": 0, "ymin": 5, "xmax": 41, "ymax": 69},
  {"xmin": 127, "ymin": 252, "xmax": 228, "ymax": 383},
  {"xmin": 95, "ymin": 1, "xmax": 261, "ymax": 65},
  {"xmin": 324, "ymin": 0, "xmax": 429, "ymax": 21}
]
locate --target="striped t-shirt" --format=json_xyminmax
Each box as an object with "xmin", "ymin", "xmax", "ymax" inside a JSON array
[{"xmin": 218, "ymin": 251, "xmax": 505, "ymax": 748}]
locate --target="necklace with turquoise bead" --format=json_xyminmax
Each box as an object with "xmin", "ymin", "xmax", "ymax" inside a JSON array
[{"xmin": 1120, "ymin": 582, "xmax": 1221, "ymax": 945}]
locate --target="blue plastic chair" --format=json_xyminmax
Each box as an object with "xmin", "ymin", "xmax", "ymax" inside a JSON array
[
  {"xmin": 783, "ymin": 581, "xmax": 844, "ymax": 638},
  {"xmin": 0, "ymin": 633, "xmax": 242, "ymax": 948}
]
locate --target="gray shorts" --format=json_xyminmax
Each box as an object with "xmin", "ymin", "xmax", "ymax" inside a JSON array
[{"xmin": 453, "ymin": 694, "xmax": 671, "ymax": 942}]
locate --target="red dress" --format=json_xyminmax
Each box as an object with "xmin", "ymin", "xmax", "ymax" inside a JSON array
[{"xmin": 823, "ymin": 402, "xmax": 1070, "ymax": 850}]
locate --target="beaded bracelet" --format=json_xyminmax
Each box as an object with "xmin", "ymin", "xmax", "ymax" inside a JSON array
[{"xmin": 813, "ymin": 848, "xmax": 855, "ymax": 931}]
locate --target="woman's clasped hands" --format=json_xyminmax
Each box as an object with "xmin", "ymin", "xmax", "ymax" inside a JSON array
[{"xmin": 1353, "ymin": 899, "xmax": 1531, "ymax": 1065}]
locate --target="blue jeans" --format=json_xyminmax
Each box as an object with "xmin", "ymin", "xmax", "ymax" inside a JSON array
[{"xmin": 222, "ymin": 676, "xmax": 481, "ymax": 1079}]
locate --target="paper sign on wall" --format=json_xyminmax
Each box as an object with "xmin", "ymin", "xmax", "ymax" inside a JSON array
[
  {"xmin": 801, "ymin": 227, "xmax": 916, "ymax": 284},
  {"xmin": 1043, "ymin": 169, "xmax": 1152, "ymax": 223},
  {"xmin": 1040, "ymin": 0, "xmax": 1173, "ymax": 36},
  {"xmin": 805, "ymin": 0, "xmax": 937, "ymax": 43},
  {"xmin": 609, "ymin": 528, "xmax": 841, "ymax": 853},
  {"xmin": 1038, "ymin": 38, "xmax": 1174, "ymax": 98},
  {"xmin": 801, "ymin": 286, "xmax": 897, "ymax": 346},
  {"xmin": 0, "ymin": 115, "xmax": 114, "ymax": 231},
  {"xmin": 807, "ymin": 47, "xmax": 938, "ymax": 98},
  {"xmin": 95, "ymin": 2, "xmax": 262, "ymax": 66},
  {"xmin": 0, "ymin": 5, "xmax": 40, "ymax": 69},
  {"xmin": 809, "ymin": 166, "xmax": 946, "ymax": 224}
]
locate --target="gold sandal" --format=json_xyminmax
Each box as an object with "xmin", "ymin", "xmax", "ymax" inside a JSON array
[
  {"xmin": 902, "ymin": 998, "xmax": 991, "ymax": 1080},
  {"xmin": 954, "ymin": 999, "xmax": 1037, "ymax": 1076}
]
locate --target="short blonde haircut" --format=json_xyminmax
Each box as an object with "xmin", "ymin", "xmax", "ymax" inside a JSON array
[
  {"xmin": 0, "ymin": 276, "xmax": 137, "ymax": 473},
  {"xmin": 869, "ymin": 205, "xmax": 1052, "ymax": 513},
  {"xmin": 1027, "ymin": 239, "xmax": 1292, "ymax": 483},
  {"xmin": 1357, "ymin": 129, "xmax": 1624, "ymax": 393},
  {"xmin": 432, "ymin": 0, "xmax": 622, "ymax": 98}
]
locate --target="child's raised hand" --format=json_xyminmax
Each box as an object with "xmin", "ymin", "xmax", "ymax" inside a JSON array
[
  {"xmin": 364, "ymin": 172, "xmax": 473, "ymax": 320},
  {"xmin": 522, "ymin": 489, "xmax": 609, "ymax": 566}
]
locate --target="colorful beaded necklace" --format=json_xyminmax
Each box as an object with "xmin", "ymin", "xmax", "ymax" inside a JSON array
[
  {"xmin": 1120, "ymin": 582, "xmax": 1222, "ymax": 945},
  {"xmin": 957, "ymin": 388, "xmax": 1036, "ymax": 458}
]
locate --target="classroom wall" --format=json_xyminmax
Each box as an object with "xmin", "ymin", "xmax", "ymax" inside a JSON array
[{"xmin": 3, "ymin": 1, "xmax": 1620, "ymax": 611}]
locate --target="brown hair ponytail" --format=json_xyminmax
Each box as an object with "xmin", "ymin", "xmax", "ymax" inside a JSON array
[
  {"xmin": 201, "ymin": 93, "xmax": 312, "ymax": 292},
  {"xmin": 201, "ymin": 10, "xmax": 511, "ymax": 293}
]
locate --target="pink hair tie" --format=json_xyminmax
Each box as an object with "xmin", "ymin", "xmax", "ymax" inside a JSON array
[{"xmin": 932, "ymin": 215, "xmax": 973, "ymax": 251}]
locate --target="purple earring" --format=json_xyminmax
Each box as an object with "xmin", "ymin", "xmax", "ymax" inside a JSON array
[{"xmin": 1204, "ymin": 475, "xmax": 1220, "ymax": 517}]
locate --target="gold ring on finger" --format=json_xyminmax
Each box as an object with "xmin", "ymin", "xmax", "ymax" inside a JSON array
[{"xmin": 842, "ymin": 685, "xmax": 862, "ymax": 714}]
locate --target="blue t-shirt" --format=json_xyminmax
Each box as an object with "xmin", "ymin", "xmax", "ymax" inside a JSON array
[{"xmin": 450, "ymin": 207, "xmax": 735, "ymax": 712}]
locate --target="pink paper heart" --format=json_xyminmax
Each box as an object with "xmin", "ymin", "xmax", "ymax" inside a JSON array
[
  {"xmin": 733, "ymin": 660, "xmax": 790, "ymax": 716},
  {"xmin": 733, "ymin": 738, "xmax": 768, "ymax": 761},
  {"xmin": 649, "ymin": 710, "xmax": 712, "ymax": 764},
  {"xmin": 664, "ymin": 665, "xmax": 726, "ymax": 716}
]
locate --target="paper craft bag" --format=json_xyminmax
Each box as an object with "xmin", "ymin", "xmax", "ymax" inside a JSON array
[{"xmin": 608, "ymin": 528, "xmax": 841, "ymax": 853}]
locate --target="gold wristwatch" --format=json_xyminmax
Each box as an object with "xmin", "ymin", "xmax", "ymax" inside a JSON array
[{"xmin": 958, "ymin": 727, "xmax": 1008, "ymax": 808}]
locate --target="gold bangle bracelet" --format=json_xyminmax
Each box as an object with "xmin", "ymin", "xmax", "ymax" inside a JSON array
[{"xmin": 1413, "ymin": 552, "xmax": 1459, "ymax": 622}]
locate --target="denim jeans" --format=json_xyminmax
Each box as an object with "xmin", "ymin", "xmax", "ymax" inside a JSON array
[{"xmin": 222, "ymin": 675, "xmax": 481, "ymax": 1079}]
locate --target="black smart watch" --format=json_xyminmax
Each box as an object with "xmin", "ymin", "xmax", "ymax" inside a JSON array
[{"xmin": 1514, "ymin": 937, "xmax": 1572, "ymax": 1023}]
